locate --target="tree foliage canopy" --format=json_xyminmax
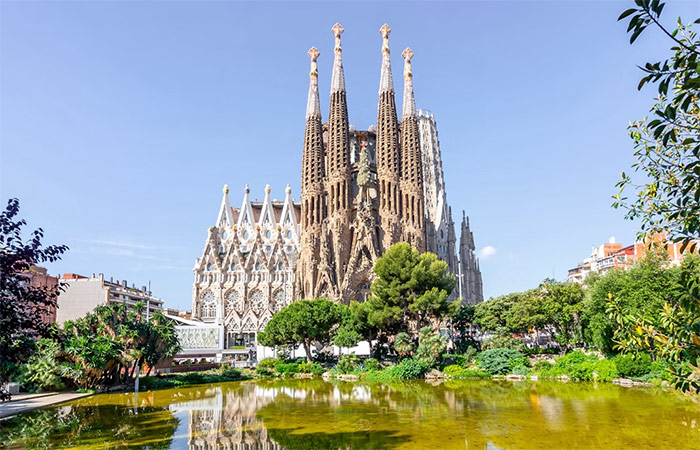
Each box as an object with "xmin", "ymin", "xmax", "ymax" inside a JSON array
[
  {"xmin": 258, "ymin": 298, "xmax": 344, "ymax": 362},
  {"xmin": 614, "ymin": 1, "xmax": 700, "ymax": 246},
  {"xmin": 365, "ymin": 243, "xmax": 457, "ymax": 335},
  {"xmin": 0, "ymin": 198, "xmax": 68, "ymax": 378}
]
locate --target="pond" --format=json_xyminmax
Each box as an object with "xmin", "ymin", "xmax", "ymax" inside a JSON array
[{"xmin": 1, "ymin": 379, "xmax": 698, "ymax": 449}]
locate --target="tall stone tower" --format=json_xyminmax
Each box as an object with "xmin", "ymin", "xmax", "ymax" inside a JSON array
[
  {"xmin": 399, "ymin": 48, "xmax": 426, "ymax": 251},
  {"xmin": 297, "ymin": 24, "xmax": 461, "ymax": 304},
  {"xmin": 375, "ymin": 24, "xmax": 403, "ymax": 251},
  {"xmin": 298, "ymin": 47, "xmax": 326, "ymax": 300},
  {"xmin": 458, "ymin": 211, "xmax": 484, "ymax": 305}
]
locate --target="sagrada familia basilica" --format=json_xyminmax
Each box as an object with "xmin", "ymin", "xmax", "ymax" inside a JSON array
[{"xmin": 190, "ymin": 24, "xmax": 483, "ymax": 352}]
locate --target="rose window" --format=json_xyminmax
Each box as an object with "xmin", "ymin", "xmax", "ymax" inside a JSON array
[
  {"xmin": 250, "ymin": 290, "xmax": 265, "ymax": 314},
  {"xmin": 226, "ymin": 290, "xmax": 244, "ymax": 314},
  {"xmin": 273, "ymin": 290, "xmax": 285, "ymax": 311}
]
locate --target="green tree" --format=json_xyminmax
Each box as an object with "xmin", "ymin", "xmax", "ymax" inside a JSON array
[
  {"xmin": 614, "ymin": 1, "xmax": 700, "ymax": 246},
  {"xmin": 450, "ymin": 304, "xmax": 480, "ymax": 352},
  {"xmin": 613, "ymin": 0, "xmax": 700, "ymax": 393},
  {"xmin": 582, "ymin": 252, "xmax": 677, "ymax": 353},
  {"xmin": 258, "ymin": 298, "xmax": 343, "ymax": 362},
  {"xmin": 414, "ymin": 326, "xmax": 447, "ymax": 368},
  {"xmin": 606, "ymin": 255, "xmax": 700, "ymax": 391},
  {"xmin": 537, "ymin": 280, "xmax": 585, "ymax": 350},
  {"xmin": 0, "ymin": 198, "xmax": 68, "ymax": 379},
  {"xmin": 473, "ymin": 293, "xmax": 521, "ymax": 333},
  {"xmin": 59, "ymin": 302, "xmax": 180, "ymax": 389},
  {"xmin": 393, "ymin": 332, "xmax": 414, "ymax": 359},
  {"xmin": 366, "ymin": 243, "xmax": 457, "ymax": 337}
]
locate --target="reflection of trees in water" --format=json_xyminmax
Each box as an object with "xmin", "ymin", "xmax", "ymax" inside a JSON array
[
  {"xmin": 0, "ymin": 401, "xmax": 178, "ymax": 449},
  {"xmin": 3, "ymin": 380, "xmax": 698, "ymax": 450}
]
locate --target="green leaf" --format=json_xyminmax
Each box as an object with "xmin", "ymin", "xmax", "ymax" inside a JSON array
[{"xmin": 618, "ymin": 8, "xmax": 638, "ymax": 21}]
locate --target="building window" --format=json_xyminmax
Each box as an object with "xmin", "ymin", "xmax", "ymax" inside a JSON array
[
  {"xmin": 266, "ymin": 230, "xmax": 272, "ymax": 238},
  {"xmin": 200, "ymin": 291, "xmax": 216, "ymax": 318},
  {"xmin": 255, "ymin": 262, "xmax": 261, "ymax": 271},
  {"xmin": 206, "ymin": 263, "xmax": 212, "ymax": 271},
  {"xmin": 230, "ymin": 263, "xmax": 236, "ymax": 271},
  {"xmin": 250, "ymin": 290, "xmax": 265, "ymax": 313},
  {"xmin": 278, "ymin": 263, "xmax": 284, "ymax": 271},
  {"xmin": 287, "ymin": 230, "xmax": 292, "ymax": 239}
]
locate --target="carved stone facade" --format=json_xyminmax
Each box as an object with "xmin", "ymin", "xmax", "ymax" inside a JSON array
[
  {"xmin": 297, "ymin": 24, "xmax": 430, "ymax": 304},
  {"xmin": 192, "ymin": 184, "xmax": 301, "ymax": 347},
  {"xmin": 190, "ymin": 25, "xmax": 484, "ymax": 355}
]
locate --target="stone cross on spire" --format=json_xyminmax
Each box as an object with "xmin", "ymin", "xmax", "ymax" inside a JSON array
[
  {"xmin": 306, "ymin": 47, "xmax": 321, "ymax": 119},
  {"xmin": 401, "ymin": 47, "xmax": 416, "ymax": 118},
  {"xmin": 330, "ymin": 23, "xmax": 345, "ymax": 92},
  {"xmin": 379, "ymin": 23, "xmax": 393, "ymax": 93}
]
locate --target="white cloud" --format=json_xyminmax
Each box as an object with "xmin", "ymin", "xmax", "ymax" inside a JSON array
[{"xmin": 478, "ymin": 245, "xmax": 497, "ymax": 259}]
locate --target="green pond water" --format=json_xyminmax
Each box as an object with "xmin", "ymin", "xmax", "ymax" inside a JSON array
[{"xmin": 1, "ymin": 379, "xmax": 698, "ymax": 449}]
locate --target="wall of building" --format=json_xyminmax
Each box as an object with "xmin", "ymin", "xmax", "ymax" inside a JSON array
[{"xmin": 55, "ymin": 278, "xmax": 107, "ymax": 324}]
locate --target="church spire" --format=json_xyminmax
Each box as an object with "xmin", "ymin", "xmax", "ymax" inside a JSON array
[
  {"xmin": 376, "ymin": 24, "xmax": 402, "ymax": 250},
  {"xmin": 379, "ymin": 23, "xmax": 393, "ymax": 93},
  {"xmin": 399, "ymin": 46, "xmax": 425, "ymax": 250},
  {"xmin": 326, "ymin": 22, "xmax": 351, "ymax": 211},
  {"xmin": 401, "ymin": 47, "xmax": 416, "ymax": 118},
  {"xmin": 330, "ymin": 23, "xmax": 346, "ymax": 93},
  {"xmin": 301, "ymin": 46, "xmax": 326, "ymax": 232},
  {"xmin": 306, "ymin": 47, "xmax": 321, "ymax": 119}
]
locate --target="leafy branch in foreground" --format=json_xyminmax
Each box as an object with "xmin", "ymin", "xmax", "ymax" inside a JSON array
[
  {"xmin": 614, "ymin": 1, "xmax": 700, "ymax": 248},
  {"xmin": 606, "ymin": 256, "xmax": 700, "ymax": 392}
]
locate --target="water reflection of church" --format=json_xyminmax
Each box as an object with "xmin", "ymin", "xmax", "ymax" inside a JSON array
[{"xmin": 171, "ymin": 385, "xmax": 282, "ymax": 450}]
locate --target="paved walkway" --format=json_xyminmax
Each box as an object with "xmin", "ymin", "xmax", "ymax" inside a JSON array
[{"xmin": 0, "ymin": 392, "xmax": 93, "ymax": 420}]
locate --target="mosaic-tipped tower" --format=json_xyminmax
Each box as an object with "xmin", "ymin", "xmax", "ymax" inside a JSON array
[
  {"xmin": 399, "ymin": 47, "xmax": 425, "ymax": 251},
  {"xmin": 299, "ymin": 47, "xmax": 327, "ymax": 300},
  {"xmin": 376, "ymin": 23, "xmax": 402, "ymax": 250}
]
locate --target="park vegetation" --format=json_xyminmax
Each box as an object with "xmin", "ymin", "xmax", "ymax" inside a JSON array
[{"xmin": 1, "ymin": 199, "xmax": 181, "ymax": 393}]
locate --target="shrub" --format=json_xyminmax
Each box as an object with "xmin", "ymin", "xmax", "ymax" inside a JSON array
[
  {"xmin": 393, "ymin": 333, "xmax": 414, "ymax": 359},
  {"xmin": 274, "ymin": 363, "xmax": 300, "ymax": 376},
  {"xmin": 336, "ymin": 353, "xmax": 359, "ymax": 374},
  {"xmin": 481, "ymin": 332, "xmax": 525, "ymax": 352},
  {"xmin": 532, "ymin": 360, "xmax": 554, "ymax": 373},
  {"xmin": 363, "ymin": 358, "xmax": 380, "ymax": 372},
  {"xmin": 255, "ymin": 366, "xmax": 272, "ymax": 377},
  {"xmin": 18, "ymin": 339, "xmax": 65, "ymax": 392},
  {"xmin": 177, "ymin": 372, "xmax": 205, "ymax": 385},
  {"xmin": 383, "ymin": 358, "xmax": 428, "ymax": 379},
  {"xmin": 511, "ymin": 365, "xmax": 531, "ymax": 376},
  {"xmin": 298, "ymin": 362, "xmax": 324, "ymax": 376},
  {"xmin": 442, "ymin": 364, "xmax": 490, "ymax": 379},
  {"xmin": 258, "ymin": 358, "xmax": 282, "ymax": 370},
  {"xmin": 613, "ymin": 353, "xmax": 652, "ymax": 378},
  {"xmin": 476, "ymin": 348, "xmax": 524, "ymax": 375},
  {"xmin": 216, "ymin": 366, "xmax": 243, "ymax": 381},
  {"xmin": 414, "ymin": 327, "xmax": 448, "ymax": 368},
  {"xmin": 591, "ymin": 359, "xmax": 618, "ymax": 382}
]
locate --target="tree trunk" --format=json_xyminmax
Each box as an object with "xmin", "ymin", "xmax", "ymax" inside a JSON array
[{"xmin": 303, "ymin": 340, "xmax": 312, "ymax": 363}]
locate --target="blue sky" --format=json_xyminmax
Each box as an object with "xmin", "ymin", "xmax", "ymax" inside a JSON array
[{"xmin": 1, "ymin": 0, "xmax": 698, "ymax": 311}]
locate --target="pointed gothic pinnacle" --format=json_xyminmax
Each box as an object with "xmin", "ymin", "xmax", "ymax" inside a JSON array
[
  {"xmin": 332, "ymin": 23, "xmax": 344, "ymax": 52},
  {"xmin": 223, "ymin": 184, "xmax": 229, "ymax": 195},
  {"xmin": 306, "ymin": 47, "xmax": 322, "ymax": 119},
  {"xmin": 401, "ymin": 47, "xmax": 416, "ymax": 117},
  {"xmin": 265, "ymin": 184, "xmax": 271, "ymax": 194},
  {"xmin": 379, "ymin": 24, "xmax": 394, "ymax": 93},
  {"xmin": 330, "ymin": 23, "xmax": 345, "ymax": 92},
  {"xmin": 402, "ymin": 48, "xmax": 413, "ymax": 80},
  {"xmin": 380, "ymin": 24, "xmax": 391, "ymax": 55},
  {"xmin": 308, "ymin": 47, "xmax": 319, "ymax": 79}
]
